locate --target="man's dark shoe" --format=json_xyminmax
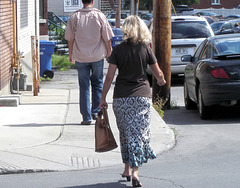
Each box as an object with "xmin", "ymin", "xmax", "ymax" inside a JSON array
[
  {"xmin": 81, "ymin": 121, "xmax": 92, "ymax": 125},
  {"xmin": 92, "ymin": 114, "xmax": 97, "ymax": 120}
]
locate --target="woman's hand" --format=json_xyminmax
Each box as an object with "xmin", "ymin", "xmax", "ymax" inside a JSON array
[
  {"xmin": 99, "ymin": 99, "xmax": 108, "ymax": 109},
  {"xmin": 157, "ymin": 78, "xmax": 166, "ymax": 86}
]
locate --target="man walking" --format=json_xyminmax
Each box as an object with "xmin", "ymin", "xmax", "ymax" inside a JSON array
[{"xmin": 65, "ymin": 0, "xmax": 114, "ymax": 125}]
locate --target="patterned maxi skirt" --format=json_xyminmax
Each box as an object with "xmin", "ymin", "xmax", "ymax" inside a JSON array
[{"xmin": 113, "ymin": 96, "xmax": 156, "ymax": 168}]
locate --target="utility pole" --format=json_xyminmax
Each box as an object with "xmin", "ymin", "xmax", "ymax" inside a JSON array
[
  {"xmin": 130, "ymin": 0, "xmax": 136, "ymax": 15},
  {"xmin": 115, "ymin": 0, "xmax": 121, "ymax": 28},
  {"xmin": 152, "ymin": 0, "xmax": 171, "ymax": 109}
]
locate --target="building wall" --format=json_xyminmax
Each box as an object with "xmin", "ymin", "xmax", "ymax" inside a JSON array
[
  {"xmin": 0, "ymin": 0, "xmax": 13, "ymax": 94},
  {"xmin": 48, "ymin": 0, "xmax": 100, "ymax": 17},
  {"xmin": 17, "ymin": 0, "xmax": 39, "ymax": 85},
  {"xmin": 191, "ymin": 0, "xmax": 239, "ymax": 9},
  {"xmin": 40, "ymin": 0, "xmax": 48, "ymax": 35}
]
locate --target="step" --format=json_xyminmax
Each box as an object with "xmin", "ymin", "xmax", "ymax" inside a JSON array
[{"xmin": 0, "ymin": 95, "xmax": 21, "ymax": 107}]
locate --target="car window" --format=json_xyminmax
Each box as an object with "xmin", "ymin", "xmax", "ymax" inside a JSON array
[
  {"xmin": 221, "ymin": 23, "xmax": 231, "ymax": 30},
  {"xmin": 211, "ymin": 22, "xmax": 224, "ymax": 31},
  {"xmin": 213, "ymin": 38, "xmax": 240, "ymax": 55},
  {"xmin": 172, "ymin": 21, "xmax": 211, "ymax": 39},
  {"xmin": 200, "ymin": 43, "xmax": 212, "ymax": 59},
  {"xmin": 191, "ymin": 39, "xmax": 208, "ymax": 63}
]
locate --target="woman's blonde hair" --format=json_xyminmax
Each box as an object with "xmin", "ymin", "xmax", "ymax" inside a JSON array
[{"xmin": 121, "ymin": 15, "xmax": 152, "ymax": 45}]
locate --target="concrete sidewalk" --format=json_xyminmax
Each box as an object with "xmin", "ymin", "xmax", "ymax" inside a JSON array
[{"xmin": 0, "ymin": 70, "xmax": 175, "ymax": 174}]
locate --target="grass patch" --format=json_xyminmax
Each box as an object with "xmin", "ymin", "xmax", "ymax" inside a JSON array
[
  {"xmin": 153, "ymin": 97, "xmax": 179, "ymax": 118},
  {"xmin": 52, "ymin": 54, "xmax": 75, "ymax": 71},
  {"xmin": 40, "ymin": 77, "xmax": 51, "ymax": 81},
  {"xmin": 170, "ymin": 127, "xmax": 178, "ymax": 140},
  {"xmin": 153, "ymin": 97, "xmax": 167, "ymax": 118}
]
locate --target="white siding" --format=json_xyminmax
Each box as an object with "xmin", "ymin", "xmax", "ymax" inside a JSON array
[
  {"xmin": 17, "ymin": 0, "xmax": 39, "ymax": 83},
  {"xmin": 18, "ymin": 0, "xmax": 37, "ymax": 53}
]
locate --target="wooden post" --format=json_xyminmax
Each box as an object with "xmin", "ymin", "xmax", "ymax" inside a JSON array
[
  {"xmin": 130, "ymin": 0, "xmax": 137, "ymax": 15},
  {"xmin": 31, "ymin": 36, "xmax": 40, "ymax": 96},
  {"xmin": 152, "ymin": 0, "xmax": 171, "ymax": 109},
  {"xmin": 115, "ymin": 0, "xmax": 121, "ymax": 28}
]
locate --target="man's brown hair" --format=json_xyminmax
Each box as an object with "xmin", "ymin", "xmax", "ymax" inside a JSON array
[{"xmin": 82, "ymin": 0, "xmax": 93, "ymax": 4}]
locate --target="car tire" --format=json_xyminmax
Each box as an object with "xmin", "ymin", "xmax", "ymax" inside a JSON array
[
  {"xmin": 184, "ymin": 80, "xmax": 197, "ymax": 110},
  {"xmin": 198, "ymin": 86, "xmax": 211, "ymax": 119}
]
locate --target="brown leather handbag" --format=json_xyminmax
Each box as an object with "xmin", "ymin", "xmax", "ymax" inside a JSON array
[{"xmin": 95, "ymin": 108, "xmax": 118, "ymax": 152}]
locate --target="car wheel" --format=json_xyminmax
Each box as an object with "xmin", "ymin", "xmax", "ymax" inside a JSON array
[
  {"xmin": 184, "ymin": 80, "xmax": 197, "ymax": 110},
  {"xmin": 198, "ymin": 86, "xmax": 211, "ymax": 119}
]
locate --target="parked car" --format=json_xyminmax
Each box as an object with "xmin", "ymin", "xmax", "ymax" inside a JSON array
[
  {"xmin": 225, "ymin": 15, "xmax": 240, "ymax": 20},
  {"xmin": 204, "ymin": 16, "xmax": 215, "ymax": 24},
  {"xmin": 172, "ymin": 4, "xmax": 194, "ymax": 13},
  {"xmin": 210, "ymin": 21, "xmax": 227, "ymax": 33},
  {"xmin": 196, "ymin": 11, "xmax": 223, "ymax": 21},
  {"xmin": 148, "ymin": 16, "xmax": 214, "ymax": 77},
  {"xmin": 214, "ymin": 19, "xmax": 240, "ymax": 35},
  {"xmin": 182, "ymin": 34, "xmax": 240, "ymax": 119},
  {"xmin": 108, "ymin": 19, "xmax": 124, "ymax": 28},
  {"xmin": 111, "ymin": 28, "xmax": 123, "ymax": 47},
  {"xmin": 139, "ymin": 13, "xmax": 153, "ymax": 21},
  {"xmin": 106, "ymin": 12, "xmax": 128, "ymax": 19}
]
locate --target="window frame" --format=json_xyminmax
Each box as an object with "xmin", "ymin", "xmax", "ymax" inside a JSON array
[{"xmin": 211, "ymin": 0, "xmax": 221, "ymax": 5}]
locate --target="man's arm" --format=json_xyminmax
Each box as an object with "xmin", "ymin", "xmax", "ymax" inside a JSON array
[
  {"xmin": 68, "ymin": 40, "xmax": 75, "ymax": 63},
  {"xmin": 104, "ymin": 40, "xmax": 112, "ymax": 60}
]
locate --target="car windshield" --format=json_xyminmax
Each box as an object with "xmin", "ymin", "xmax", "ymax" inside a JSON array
[
  {"xmin": 213, "ymin": 37, "xmax": 240, "ymax": 56},
  {"xmin": 210, "ymin": 22, "xmax": 225, "ymax": 31},
  {"xmin": 172, "ymin": 21, "xmax": 211, "ymax": 39}
]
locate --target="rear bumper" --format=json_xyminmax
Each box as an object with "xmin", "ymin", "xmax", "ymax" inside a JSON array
[{"xmin": 201, "ymin": 82, "xmax": 240, "ymax": 106}]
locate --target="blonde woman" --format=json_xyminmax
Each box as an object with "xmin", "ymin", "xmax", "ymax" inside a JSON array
[{"xmin": 99, "ymin": 15, "xmax": 166, "ymax": 187}]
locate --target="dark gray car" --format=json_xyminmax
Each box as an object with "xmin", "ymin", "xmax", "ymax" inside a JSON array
[{"xmin": 182, "ymin": 34, "xmax": 240, "ymax": 119}]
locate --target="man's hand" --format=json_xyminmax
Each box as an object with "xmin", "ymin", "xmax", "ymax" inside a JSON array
[{"xmin": 68, "ymin": 54, "xmax": 75, "ymax": 64}]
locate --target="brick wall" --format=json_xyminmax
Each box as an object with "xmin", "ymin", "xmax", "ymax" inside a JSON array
[
  {"xmin": 191, "ymin": 0, "xmax": 239, "ymax": 9},
  {"xmin": 0, "ymin": 0, "xmax": 13, "ymax": 92}
]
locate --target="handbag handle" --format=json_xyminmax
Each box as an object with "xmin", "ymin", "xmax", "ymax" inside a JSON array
[{"xmin": 97, "ymin": 108, "xmax": 109, "ymax": 128}]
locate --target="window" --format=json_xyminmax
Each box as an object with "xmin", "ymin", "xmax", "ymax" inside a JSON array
[
  {"xmin": 20, "ymin": 0, "xmax": 28, "ymax": 28},
  {"xmin": 211, "ymin": 0, "xmax": 220, "ymax": 5},
  {"xmin": 39, "ymin": 0, "xmax": 44, "ymax": 19}
]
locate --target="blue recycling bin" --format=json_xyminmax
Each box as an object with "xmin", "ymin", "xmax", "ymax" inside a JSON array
[{"xmin": 40, "ymin": 40, "xmax": 56, "ymax": 78}]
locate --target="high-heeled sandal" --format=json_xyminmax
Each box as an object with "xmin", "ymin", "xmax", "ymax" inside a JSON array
[
  {"xmin": 132, "ymin": 178, "xmax": 142, "ymax": 187},
  {"xmin": 121, "ymin": 174, "xmax": 131, "ymax": 182}
]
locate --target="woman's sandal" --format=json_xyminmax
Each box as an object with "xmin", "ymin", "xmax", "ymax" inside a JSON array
[
  {"xmin": 132, "ymin": 178, "xmax": 142, "ymax": 187},
  {"xmin": 121, "ymin": 174, "xmax": 131, "ymax": 182}
]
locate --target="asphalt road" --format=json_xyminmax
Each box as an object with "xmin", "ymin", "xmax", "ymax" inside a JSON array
[{"xmin": 1, "ymin": 75, "xmax": 240, "ymax": 188}]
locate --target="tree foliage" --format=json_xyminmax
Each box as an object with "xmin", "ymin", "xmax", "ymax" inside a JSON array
[
  {"xmin": 123, "ymin": 0, "xmax": 153, "ymax": 11},
  {"xmin": 123, "ymin": 0, "xmax": 200, "ymax": 10}
]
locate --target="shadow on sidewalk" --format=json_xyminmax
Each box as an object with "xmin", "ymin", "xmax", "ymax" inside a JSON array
[
  {"xmin": 3, "ymin": 123, "xmax": 93, "ymax": 127},
  {"xmin": 61, "ymin": 180, "xmax": 131, "ymax": 187}
]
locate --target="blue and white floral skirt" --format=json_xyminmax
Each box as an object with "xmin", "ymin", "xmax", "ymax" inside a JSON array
[{"xmin": 113, "ymin": 96, "xmax": 156, "ymax": 168}]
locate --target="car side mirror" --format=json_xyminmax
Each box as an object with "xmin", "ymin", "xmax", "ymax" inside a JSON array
[
  {"xmin": 181, "ymin": 55, "xmax": 192, "ymax": 62},
  {"xmin": 220, "ymin": 28, "xmax": 224, "ymax": 32}
]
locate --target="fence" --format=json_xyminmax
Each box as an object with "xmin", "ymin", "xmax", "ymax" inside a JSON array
[{"xmin": 195, "ymin": 8, "xmax": 240, "ymax": 17}]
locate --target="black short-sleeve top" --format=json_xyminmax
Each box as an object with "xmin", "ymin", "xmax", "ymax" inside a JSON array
[{"xmin": 108, "ymin": 42, "xmax": 157, "ymax": 98}]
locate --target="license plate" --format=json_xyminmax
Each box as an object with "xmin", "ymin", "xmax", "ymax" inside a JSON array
[
  {"xmin": 175, "ymin": 48, "xmax": 189, "ymax": 55},
  {"xmin": 115, "ymin": 41, "xmax": 121, "ymax": 45}
]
